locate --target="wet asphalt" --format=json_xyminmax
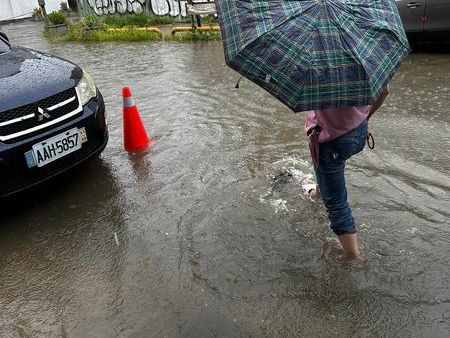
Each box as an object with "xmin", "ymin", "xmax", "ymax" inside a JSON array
[{"xmin": 1, "ymin": 20, "xmax": 450, "ymax": 338}]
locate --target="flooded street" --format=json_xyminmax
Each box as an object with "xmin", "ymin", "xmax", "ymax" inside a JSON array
[{"xmin": 1, "ymin": 20, "xmax": 449, "ymax": 337}]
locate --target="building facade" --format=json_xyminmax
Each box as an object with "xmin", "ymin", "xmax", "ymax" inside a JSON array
[{"xmin": 0, "ymin": 0, "xmax": 62, "ymax": 22}]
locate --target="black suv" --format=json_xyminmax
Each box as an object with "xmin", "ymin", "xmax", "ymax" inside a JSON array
[{"xmin": 0, "ymin": 33, "xmax": 108, "ymax": 197}]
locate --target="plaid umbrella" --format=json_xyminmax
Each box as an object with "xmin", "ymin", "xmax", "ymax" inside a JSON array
[{"xmin": 215, "ymin": 0, "xmax": 410, "ymax": 112}]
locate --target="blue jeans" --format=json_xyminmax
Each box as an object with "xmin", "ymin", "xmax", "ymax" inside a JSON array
[{"xmin": 314, "ymin": 119, "xmax": 368, "ymax": 235}]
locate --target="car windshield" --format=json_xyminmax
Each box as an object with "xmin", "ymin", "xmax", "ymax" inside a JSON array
[{"xmin": 0, "ymin": 37, "xmax": 10, "ymax": 54}]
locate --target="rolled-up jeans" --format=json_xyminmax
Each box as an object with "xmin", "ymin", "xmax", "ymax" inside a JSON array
[{"xmin": 314, "ymin": 119, "xmax": 368, "ymax": 235}]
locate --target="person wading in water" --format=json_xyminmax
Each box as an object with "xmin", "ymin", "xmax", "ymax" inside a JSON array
[{"xmin": 303, "ymin": 86, "xmax": 389, "ymax": 260}]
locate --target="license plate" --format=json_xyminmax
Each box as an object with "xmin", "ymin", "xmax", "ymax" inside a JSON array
[{"xmin": 26, "ymin": 128, "xmax": 85, "ymax": 168}]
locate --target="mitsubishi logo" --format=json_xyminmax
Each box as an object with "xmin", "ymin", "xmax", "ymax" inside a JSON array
[{"xmin": 36, "ymin": 106, "xmax": 51, "ymax": 122}]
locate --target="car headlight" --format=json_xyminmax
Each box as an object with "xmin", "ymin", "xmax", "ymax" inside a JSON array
[{"xmin": 76, "ymin": 71, "xmax": 97, "ymax": 106}]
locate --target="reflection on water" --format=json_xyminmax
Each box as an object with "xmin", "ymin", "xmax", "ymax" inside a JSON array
[
  {"xmin": 1, "ymin": 20, "xmax": 449, "ymax": 337},
  {"xmin": 0, "ymin": 159, "xmax": 128, "ymax": 337}
]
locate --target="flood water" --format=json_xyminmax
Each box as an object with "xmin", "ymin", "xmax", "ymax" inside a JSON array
[{"xmin": 1, "ymin": 21, "xmax": 449, "ymax": 337}]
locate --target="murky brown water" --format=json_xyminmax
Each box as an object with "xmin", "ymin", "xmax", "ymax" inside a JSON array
[{"xmin": 1, "ymin": 20, "xmax": 449, "ymax": 337}]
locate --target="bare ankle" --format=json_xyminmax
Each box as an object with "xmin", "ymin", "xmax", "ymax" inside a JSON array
[
  {"xmin": 343, "ymin": 250, "xmax": 361, "ymax": 260},
  {"xmin": 337, "ymin": 233, "xmax": 360, "ymax": 260}
]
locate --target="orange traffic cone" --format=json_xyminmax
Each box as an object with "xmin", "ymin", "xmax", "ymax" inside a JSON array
[{"xmin": 122, "ymin": 87, "xmax": 151, "ymax": 152}]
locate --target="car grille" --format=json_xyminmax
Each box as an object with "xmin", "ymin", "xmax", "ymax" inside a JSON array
[
  {"xmin": 0, "ymin": 131, "xmax": 106, "ymax": 197},
  {"xmin": 0, "ymin": 87, "xmax": 81, "ymax": 143}
]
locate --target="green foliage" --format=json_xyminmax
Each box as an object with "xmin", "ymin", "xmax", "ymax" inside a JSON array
[
  {"xmin": 169, "ymin": 29, "xmax": 221, "ymax": 42},
  {"xmin": 44, "ymin": 14, "xmax": 221, "ymax": 42},
  {"xmin": 64, "ymin": 21, "xmax": 160, "ymax": 42},
  {"xmin": 199, "ymin": 15, "xmax": 218, "ymax": 25},
  {"xmin": 65, "ymin": 22, "xmax": 90, "ymax": 41},
  {"xmin": 100, "ymin": 14, "xmax": 177, "ymax": 28},
  {"xmin": 47, "ymin": 11, "xmax": 67, "ymax": 25},
  {"xmin": 146, "ymin": 15, "xmax": 178, "ymax": 25},
  {"xmin": 91, "ymin": 30, "xmax": 161, "ymax": 42},
  {"xmin": 102, "ymin": 14, "xmax": 147, "ymax": 27},
  {"xmin": 65, "ymin": 19, "xmax": 102, "ymax": 41},
  {"xmin": 80, "ymin": 15, "xmax": 103, "ymax": 29}
]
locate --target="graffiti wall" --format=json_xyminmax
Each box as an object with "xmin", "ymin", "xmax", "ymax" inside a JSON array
[
  {"xmin": 78, "ymin": 0, "xmax": 206, "ymax": 17},
  {"xmin": 150, "ymin": 0, "xmax": 186, "ymax": 17},
  {"xmin": 86, "ymin": 0, "xmax": 146, "ymax": 15}
]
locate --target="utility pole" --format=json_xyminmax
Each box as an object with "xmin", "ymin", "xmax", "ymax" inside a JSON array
[{"xmin": 38, "ymin": 0, "xmax": 50, "ymax": 26}]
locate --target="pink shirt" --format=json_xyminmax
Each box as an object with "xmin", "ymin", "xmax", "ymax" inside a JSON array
[
  {"xmin": 304, "ymin": 106, "xmax": 369, "ymax": 167},
  {"xmin": 304, "ymin": 86, "xmax": 389, "ymax": 143},
  {"xmin": 304, "ymin": 87, "xmax": 389, "ymax": 166},
  {"xmin": 304, "ymin": 106, "xmax": 370, "ymax": 143}
]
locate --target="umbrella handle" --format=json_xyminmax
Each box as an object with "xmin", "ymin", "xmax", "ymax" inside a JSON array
[{"xmin": 367, "ymin": 132, "xmax": 375, "ymax": 149}]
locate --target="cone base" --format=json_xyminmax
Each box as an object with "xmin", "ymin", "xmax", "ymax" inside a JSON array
[{"xmin": 125, "ymin": 140, "xmax": 151, "ymax": 153}]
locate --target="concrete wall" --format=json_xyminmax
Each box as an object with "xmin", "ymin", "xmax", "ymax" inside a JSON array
[
  {"xmin": 77, "ymin": 0, "xmax": 214, "ymax": 18},
  {"xmin": 0, "ymin": 0, "xmax": 63, "ymax": 22}
]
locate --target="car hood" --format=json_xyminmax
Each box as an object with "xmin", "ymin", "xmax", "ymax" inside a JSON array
[{"xmin": 0, "ymin": 45, "xmax": 83, "ymax": 112}]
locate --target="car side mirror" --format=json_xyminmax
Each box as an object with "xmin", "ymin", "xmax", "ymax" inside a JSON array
[{"xmin": 0, "ymin": 32, "xmax": 9, "ymax": 43}]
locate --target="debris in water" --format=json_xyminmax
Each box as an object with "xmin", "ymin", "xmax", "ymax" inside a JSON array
[{"xmin": 114, "ymin": 232, "xmax": 119, "ymax": 246}]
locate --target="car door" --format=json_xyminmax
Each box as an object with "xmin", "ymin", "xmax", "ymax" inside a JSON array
[
  {"xmin": 425, "ymin": 0, "xmax": 450, "ymax": 42},
  {"xmin": 396, "ymin": 0, "xmax": 427, "ymax": 40}
]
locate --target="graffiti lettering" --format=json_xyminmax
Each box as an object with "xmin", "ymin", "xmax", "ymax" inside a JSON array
[
  {"xmin": 88, "ymin": 0, "xmax": 146, "ymax": 15},
  {"xmin": 150, "ymin": 0, "xmax": 188, "ymax": 17},
  {"xmin": 82, "ymin": 0, "xmax": 214, "ymax": 17}
]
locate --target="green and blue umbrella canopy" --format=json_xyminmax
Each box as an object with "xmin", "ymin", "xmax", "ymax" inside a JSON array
[{"xmin": 215, "ymin": 0, "xmax": 410, "ymax": 112}]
